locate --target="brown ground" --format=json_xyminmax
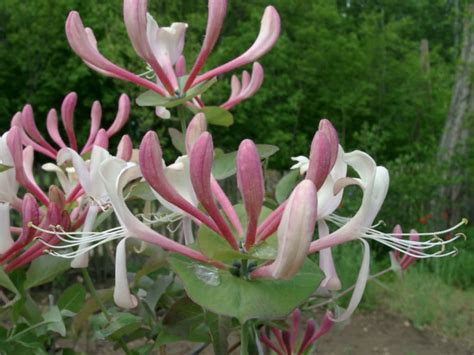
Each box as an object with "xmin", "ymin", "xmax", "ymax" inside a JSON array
[{"xmin": 316, "ymin": 311, "xmax": 473, "ymax": 355}]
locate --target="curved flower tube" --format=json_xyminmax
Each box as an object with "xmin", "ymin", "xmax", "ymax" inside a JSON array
[
  {"xmin": 0, "ymin": 132, "xmax": 20, "ymax": 208},
  {"xmin": 113, "ymin": 238, "xmax": 138, "ymax": 309}
]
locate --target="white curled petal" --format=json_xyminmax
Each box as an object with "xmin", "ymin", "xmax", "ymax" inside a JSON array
[
  {"xmin": 155, "ymin": 106, "xmax": 171, "ymax": 119},
  {"xmin": 331, "ymin": 239, "xmax": 370, "ymax": 322},
  {"xmin": 113, "ymin": 238, "xmax": 138, "ymax": 309},
  {"xmin": 318, "ymin": 220, "xmax": 341, "ymax": 290},
  {"xmin": 153, "ymin": 156, "xmax": 198, "ymax": 213},
  {"xmin": 42, "ymin": 163, "xmax": 74, "ymax": 194}
]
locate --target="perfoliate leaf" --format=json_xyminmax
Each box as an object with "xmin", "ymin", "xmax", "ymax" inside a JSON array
[
  {"xmin": 168, "ymin": 254, "xmax": 323, "ymax": 323},
  {"xmin": 136, "ymin": 78, "xmax": 217, "ymax": 108},
  {"xmin": 200, "ymin": 107, "xmax": 234, "ymax": 127}
]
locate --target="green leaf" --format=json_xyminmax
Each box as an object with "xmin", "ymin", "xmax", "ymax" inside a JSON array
[
  {"xmin": 275, "ymin": 170, "xmax": 300, "ymax": 204},
  {"xmin": 57, "ymin": 283, "xmax": 86, "ymax": 314},
  {"xmin": 168, "ymin": 127, "xmax": 186, "ymax": 154},
  {"xmin": 0, "ymin": 163, "xmax": 12, "ymax": 173},
  {"xmin": 43, "ymin": 306, "xmax": 66, "ymax": 337},
  {"xmin": 168, "ymin": 254, "xmax": 323, "ymax": 323},
  {"xmin": 197, "ymin": 204, "xmax": 276, "ymax": 262},
  {"xmin": 136, "ymin": 78, "xmax": 217, "ymax": 108},
  {"xmin": 96, "ymin": 313, "xmax": 142, "ymax": 340},
  {"xmin": 200, "ymin": 107, "xmax": 234, "ymax": 127},
  {"xmin": 128, "ymin": 181, "xmax": 156, "ymax": 201},
  {"xmin": 145, "ymin": 275, "xmax": 173, "ymax": 311},
  {"xmin": 212, "ymin": 144, "xmax": 280, "ymax": 180},
  {"xmin": 72, "ymin": 288, "xmax": 113, "ymax": 333},
  {"xmin": 24, "ymin": 255, "xmax": 70, "ymax": 289},
  {"xmin": 157, "ymin": 297, "xmax": 210, "ymax": 345},
  {"xmin": 0, "ymin": 266, "xmax": 21, "ymax": 307}
]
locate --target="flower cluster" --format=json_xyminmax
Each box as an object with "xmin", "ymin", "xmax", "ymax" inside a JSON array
[{"xmin": 0, "ymin": 0, "xmax": 467, "ymax": 331}]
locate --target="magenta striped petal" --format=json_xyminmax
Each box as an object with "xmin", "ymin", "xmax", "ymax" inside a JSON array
[
  {"xmin": 184, "ymin": 0, "xmax": 228, "ymax": 92},
  {"xmin": 237, "ymin": 139, "xmax": 264, "ymax": 250},
  {"xmin": 190, "ymin": 133, "xmax": 238, "ymax": 250},
  {"xmin": 66, "ymin": 11, "xmax": 168, "ymax": 96},
  {"xmin": 139, "ymin": 131, "xmax": 220, "ymax": 233},
  {"xmin": 306, "ymin": 130, "xmax": 331, "ymax": 189},
  {"xmin": 195, "ymin": 6, "xmax": 280, "ymax": 85}
]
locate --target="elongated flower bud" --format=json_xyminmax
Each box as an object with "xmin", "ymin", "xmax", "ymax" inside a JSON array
[
  {"xmin": 253, "ymin": 180, "xmax": 317, "ymax": 279},
  {"xmin": 237, "ymin": 139, "xmax": 264, "ymax": 250},
  {"xmin": 185, "ymin": 113, "xmax": 207, "ymax": 154},
  {"xmin": 190, "ymin": 133, "xmax": 238, "ymax": 249},
  {"xmin": 106, "ymin": 94, "xmax": 130, "ymax": 137},
  {"xmin": 318, "ymin": 119, "xmax": 339, "ymax": 169},
  {"xmin": 61, "ymin": 92, "xmax": 78, "ymax": 151},
  {"xmin": 306, "ymin": 130, "xmax": 331, "ymax": 189},
  {"xmin": 139, "ymin": 131, "xmax": 219, "ymax": 233},
  {"xmin": 117, "ymin": 135, "xmax": 133, "ymax": 161}
]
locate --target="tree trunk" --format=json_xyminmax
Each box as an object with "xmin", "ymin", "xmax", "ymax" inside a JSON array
[{"xmin": 437, "ymin": 5, "xmax": 474, "ymax": 225}]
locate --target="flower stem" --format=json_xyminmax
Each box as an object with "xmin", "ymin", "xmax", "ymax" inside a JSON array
[
  {"xmin": 306, "ymin": 267, "xmax": 393, "ymax": 310},
  {"xmin": 82, "ymin": 268, "xmax": 132, "ymax": 355}
]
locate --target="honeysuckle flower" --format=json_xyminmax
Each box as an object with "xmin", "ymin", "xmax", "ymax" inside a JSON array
[
  {"xmin": 260, "ymin": 309, "xmax": 333, "ymax": 355},
  {"xmin": 11, "ymin": 92, "xmax": 130, "ymax": 159},
  {"xmin": 66, "ymin": 0, "xmax": 280, "ymax": 106},
  {"xmin": 252, "ymin": 180, "xmax": 318, "ymax": 280}
]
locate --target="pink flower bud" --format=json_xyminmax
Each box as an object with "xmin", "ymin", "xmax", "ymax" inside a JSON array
[
  {"xmin": 61, "ymin": 92, "xmax": 78, "ymax": 151},
  {"xmin": 306, "ymin": 130, "xmax": 332, "ymax": 189},
  {"xmin": 94, "ymin": 129, "xmax": 109, "ymax": 149},
  {"xmin": 185, "ymin": 113, "xmax": 207, "ymax": 154},
  {"xmin": 236, "ymin": 139, "xmax": 264, "ymax": 250},
  {"xmin": 117, "ymin": 135, "xmax": 133, "ymax": 161},
  {"xmin": 107, "ymin": 94, "xmax": 130, "ymax": 137},
  {"xmin": 318, "ymin": 119, "xmax": 339, "ymax": 169},
  {"xmin": 190, "ymin": 133, "xmax": 238, "ymax": 249}
]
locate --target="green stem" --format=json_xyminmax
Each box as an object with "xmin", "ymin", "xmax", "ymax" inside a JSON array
[
  {"xmin": 178, "ymin": 106, "xmax": 187, "ymax": 135},
  {"xmin": 82, "ymin": 269, "xmax": 132, "ymax": 355},
  {"xmin": 306, "ymin": 267, "xmax": 393, "ymax": 310},
  {"xmin": 240, "ymin": 322, "xmax": 250, "ymax": 355}
]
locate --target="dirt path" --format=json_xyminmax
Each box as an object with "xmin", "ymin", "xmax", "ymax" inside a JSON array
[{"xmin": 316, "ymin": 311, "xmax": 473, "ymax": 355}]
